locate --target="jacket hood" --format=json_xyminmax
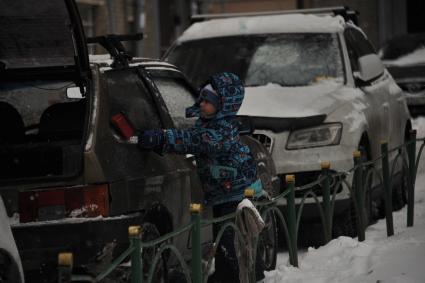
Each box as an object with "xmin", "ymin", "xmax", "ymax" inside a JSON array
[{"xmin": 186, "ymin": 72, "xmax": 245, "ymax": 119}]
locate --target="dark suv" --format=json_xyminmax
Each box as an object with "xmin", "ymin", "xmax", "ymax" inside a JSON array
[{"xmin": 0, "ymin": 0, "xmax": 277, "ymax": 281}]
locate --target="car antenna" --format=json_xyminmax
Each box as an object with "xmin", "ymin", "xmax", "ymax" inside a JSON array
[{"xmin": 86, "ymin": 33, "xmax": 143, "ymax": 69}]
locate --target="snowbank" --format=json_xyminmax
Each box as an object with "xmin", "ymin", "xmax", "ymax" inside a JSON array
[{"xmin": 266, "ymin": 117, "xmax": 425, "ymax": 282}]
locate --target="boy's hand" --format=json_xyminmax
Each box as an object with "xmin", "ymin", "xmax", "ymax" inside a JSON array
[{"xmin": 138, "ymin": 129, "xmax": 165, "ymax": 149}]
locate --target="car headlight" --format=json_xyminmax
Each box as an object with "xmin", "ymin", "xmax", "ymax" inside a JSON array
[{"xmin": 286, "ymin": 123, "xmax": 342, "ymax": 150}]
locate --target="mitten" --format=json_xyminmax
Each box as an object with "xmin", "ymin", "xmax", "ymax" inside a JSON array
[{"xmin": 138, "ymin": 129, "xmax": 165, "ymax": 150}]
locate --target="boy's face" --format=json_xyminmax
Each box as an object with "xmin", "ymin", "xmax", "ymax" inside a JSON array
[{"xmin": 200, "ymin": 100, "xmax": 217, "ymax": 118}]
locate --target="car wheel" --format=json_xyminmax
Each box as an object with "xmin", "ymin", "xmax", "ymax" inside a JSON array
[
  {"xmin": 108, "ymin": 223, "xmax": 170, "ymax": 283},
  {"xmin": 141, "ymin": 223, "xmax": 169, "ymax": 283},
  {"xmin": 332, "ymin": 199, "xmax": 357, "ymax": 238},
  {"xmin": 333, "ymin": 140, "xmax": 371, "ymax": 238},
  {"xmin": 257, "ymin": 161, "xmax": 278, "ymax": 198},
  {"xmin": 392, "ymin": 141, "xmax": 409, "ymax": 211},
  {"xmin": 257, "ymin": 209, "xmax": 277, "ymax": 271},
  {"xmin": 0, "ymin": 249, "xmax": 22, "ymax": 283}
]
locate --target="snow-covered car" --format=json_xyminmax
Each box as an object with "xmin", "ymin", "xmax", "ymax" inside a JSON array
[
  {"xmin": 164, "ymin": 9, "xmax": 412, "ymax": 236},
  {"xmin": 0, "ymin": 196, "xmax": 24, "ymax": 283},
  {"xmin": 0, "ymin": 0, "xmax": 277, "ymax": 280},
  {"xmin": 380, "ymin": 33, "xmax": 425, "ymax": 117}
]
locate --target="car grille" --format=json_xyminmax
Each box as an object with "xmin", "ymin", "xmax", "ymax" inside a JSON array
[{"xmin": 252, "ymin": 133, "xmax": 273, "ymax": 152}]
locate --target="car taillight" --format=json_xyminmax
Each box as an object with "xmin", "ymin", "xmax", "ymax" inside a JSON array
[
  {"xmin": 19, "ymin": 184, "xmax": 109, "ymax": 223},
  {"xmin": 111, "ymin": 113, "xmax": 135, "ymax": 140}
]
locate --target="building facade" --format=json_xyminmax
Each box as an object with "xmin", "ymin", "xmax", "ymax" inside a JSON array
[{"xmin": 75, "ymin": 0, "xmax": 425, "ymax": 58}]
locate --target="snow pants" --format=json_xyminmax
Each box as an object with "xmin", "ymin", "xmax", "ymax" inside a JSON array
[{"xmin": 212, "ymin": 201, "xmax": 265, "ymax": 283}]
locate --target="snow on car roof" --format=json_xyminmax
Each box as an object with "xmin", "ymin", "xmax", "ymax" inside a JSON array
[
  {"xmin": 178, "ymin": 14, "xmax": 345, "ymax": 42},
  {"xmin": 90, "ymin": 54, "xmax": 179, "ymax": 72},
  {"xmin": 382, "ymin": 47, "xmax": 425, "ymax": 67}
]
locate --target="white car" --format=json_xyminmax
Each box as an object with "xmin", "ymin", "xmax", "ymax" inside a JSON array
[
  {"xmin": 0, "ymin": 197, "xmax": 24, "ymax": 283},
  {"xmin": 164, "ymin": 9, "xmax": 412, "ymax": 236}
]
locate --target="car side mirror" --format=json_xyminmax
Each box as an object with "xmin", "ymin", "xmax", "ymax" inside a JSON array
[
  {"xmin": 237, "ymin": 116, "xmax": 255, "ymax": 135},
  {"xmin": 356, "ymin": 53, "xmax": 384, "ymax": 83},
  {"xmin": 66, "ymin": 86, "xmax": 85, "ymax": 98}
]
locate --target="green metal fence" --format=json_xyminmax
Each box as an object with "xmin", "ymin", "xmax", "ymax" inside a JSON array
[{"xmin": 58, "ymin": 131, "xmax": 425, "ymax": 283}]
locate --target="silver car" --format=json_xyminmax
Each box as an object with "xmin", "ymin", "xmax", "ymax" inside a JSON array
[{"xmin": 380, "ymin": 33, "xmax": 425, "ymax": 117}]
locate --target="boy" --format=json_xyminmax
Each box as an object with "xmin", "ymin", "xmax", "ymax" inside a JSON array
[{"xmin": 137, "ymin": 72, "xmax": 264, "ymax": 282}]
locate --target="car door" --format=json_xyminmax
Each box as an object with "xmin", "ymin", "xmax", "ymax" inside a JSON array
[
  {"xmin": 344, "ymin": 28, "xmax": 392, "ymax": 157},
  {"xmin": 98, "ymin": 67, "xmax": 197, "ymax": 259},
  {"xmin": 148, "ymin": 69, "xmax": 214, "ymax": 242},
  {"xmin": 0, "ymin": 0, "xmax": 90, "ymax": 86}
]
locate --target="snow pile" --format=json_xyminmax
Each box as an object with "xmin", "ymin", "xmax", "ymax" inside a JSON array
[
  {"xmin": 179, "ymin": 14, "xmax": 344, "ymax": 42},
  {"xmin": 266, "ymin": 237, "xmax": 375, "ymax": 282},
  {"xmin": 265, "ymin": 117, "xmax": 425, "ymax": 282}
]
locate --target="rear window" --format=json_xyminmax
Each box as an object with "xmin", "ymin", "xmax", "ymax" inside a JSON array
[
  {"xmin": 0, "ymin": 0, "xmax": 76, "ymax": 69},
  {"xmin": 152, "ymin": 76, "xmax": 196, "ymax": 128}
]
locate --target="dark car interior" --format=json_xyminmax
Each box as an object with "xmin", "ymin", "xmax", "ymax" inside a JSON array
[{"xmin": 0, "ymin": 84, "xmax": 87, "ymax": 181}]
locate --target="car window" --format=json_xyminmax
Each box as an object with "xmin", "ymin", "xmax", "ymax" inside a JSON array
[
  {"xmin": 344, "ymin": 28, "xmax": 376, "ymax": 72},
  {"xmin": 152, "ymin": 76, "xmax": 197, "ymax": 128},
  {"xmin": 166, "ymin": 33, "xmax": 344, "ymax": 88},
  {"xmin": 106, "ymin": 69, "xmax": 162, "ymax": 131}
]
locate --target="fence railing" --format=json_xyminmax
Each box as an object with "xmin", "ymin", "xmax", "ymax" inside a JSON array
[{"xmin": 58, "ymin": 130, "xmax": 425, "ymax": 283}]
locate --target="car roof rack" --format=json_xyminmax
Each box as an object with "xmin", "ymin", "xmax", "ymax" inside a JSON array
[
  {"xmin": 87, "ymin": 33, "xmax": 143, "ymax": 69},
  {"xmin": 191, "ymin": 6, "xmax": 358, "ymax": 25}
]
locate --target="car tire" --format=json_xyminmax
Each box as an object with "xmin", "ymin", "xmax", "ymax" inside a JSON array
[
  {"xmin": 257, "ymin": 161, "xmax": 278, "ymax": 198},
  {"xmin": 332, "ymin": 199, "xmax": 357, "ymax": 238},
  {"xmin": 141, "ymin": 222, "xmax": 169, "ymax": 283},
  {"xmin": 392, "ymin": 137, "xmax": 409, "ymax": 211},
  {"xmin": 257, "ymin": 209, "xmax": 277, "ymax": 271},
  {"xmin": 333, "ymin": 140, "xmax": 371, "ymax": 238},
  {"xmin": 0, "ymin": 250, "xmax": 22, "ymax": 283}
]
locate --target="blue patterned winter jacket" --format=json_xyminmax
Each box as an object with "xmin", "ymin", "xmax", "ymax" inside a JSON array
[{"xmin": 163, "ymin": 72, "xmax": 257, "ymax": 206}]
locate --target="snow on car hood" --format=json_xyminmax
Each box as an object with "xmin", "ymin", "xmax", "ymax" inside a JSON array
[{"xmin": 238, "ymin": 80, "xmax": 357, "ymax": 118}]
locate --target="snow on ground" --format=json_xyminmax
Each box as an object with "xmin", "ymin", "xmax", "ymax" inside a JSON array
[{"xmin": 266, "ymin": 117, "xmax": 425, "ymax": 283}]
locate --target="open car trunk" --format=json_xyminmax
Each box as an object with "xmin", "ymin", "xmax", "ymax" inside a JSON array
[
  {"xmin": 0, "ymin": 83, "xmax": 88, "ymax": 181},
  {"xmin": 0, "ymin": 0, "xmax": 90, "ymax": 183}
]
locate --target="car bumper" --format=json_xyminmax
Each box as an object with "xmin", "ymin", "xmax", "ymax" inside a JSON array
[
  {"xmin": 253, "ymin": 130, "xmax": 354, "ymax": 202},
  {"xmin": 11, "ymin": 213, "xmax": 144, "ymax": 276}
]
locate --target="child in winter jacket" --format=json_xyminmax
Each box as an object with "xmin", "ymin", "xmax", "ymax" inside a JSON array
[{"xmin": 137, "ymin": 72, "xmax": 264, "ymax": 282}]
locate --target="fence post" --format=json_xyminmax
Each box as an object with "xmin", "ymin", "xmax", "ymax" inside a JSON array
[
  {"xmin": 407, "ymin": 129, "xmax": 417, "ymax": 227},
  {"xmin": 285, "ymin": 175, "xmax": 298, "ymax": 267},
  {"xmin": 190, "ymin": 203, "xmax": 202, "ymax": 283},
  {"xmin": 353, "ymin": 151, "xmax": 365, "ymax": 241},
  {"xmin": 58, "ymin": 253, "xmax": 73, "ymax": 283},
  {"xmin": 244, "ymin": 188, "xmax": 258, "ymax": 283},
  {"xmin": 380, "ymin": 142, "xmax": 394, "ymax": 236},
  {"xmin": 129, "ymin": 225, "xmax": 142, "ymax": 283},
  {"xmin": 320, "ymin": 161, "xmax": 332, "ymax": 244}
]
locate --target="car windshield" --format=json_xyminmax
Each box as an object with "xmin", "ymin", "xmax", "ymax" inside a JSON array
[{"xmin": 166, "ymin": 33, "xmax": 344, "ymax": 88}]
